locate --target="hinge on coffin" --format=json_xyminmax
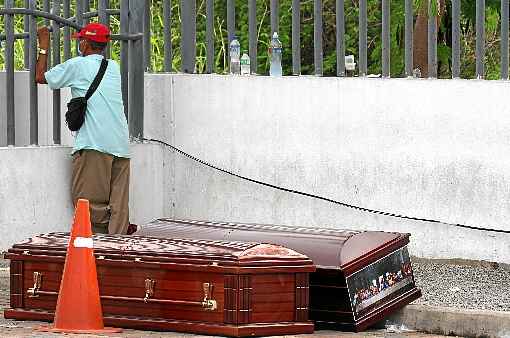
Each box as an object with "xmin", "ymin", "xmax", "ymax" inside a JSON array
[
  {"xmin": 27, "ymin": 272, "xmax": 42, "ymax": 297},
  {"xmin": 144, "ymin": 278, "xmax": 155, "ymax": 303},
  {"xmin": 202, "ymin": 282, "xmax": 217, "ymax": 311}
]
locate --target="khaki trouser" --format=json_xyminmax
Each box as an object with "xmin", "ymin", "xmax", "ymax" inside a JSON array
[{"xmin": 71, "ymin": 149, "xmax": 130, "ymax": 235}]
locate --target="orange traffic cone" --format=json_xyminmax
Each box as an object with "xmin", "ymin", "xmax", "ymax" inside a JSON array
[{"xmin": 38, "ymin": 199, "xmax": 121, "ymax": 334}]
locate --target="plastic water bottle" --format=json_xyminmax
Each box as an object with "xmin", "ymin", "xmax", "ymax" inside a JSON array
[
  {"xmin": 229, "ymin": 36, "xmax": 241, "ymax": 75},
  {"xmin": 240, "ymin": 52, "xmax": 251, "ymax": 75},
  {"xmin": 269, "ymin": 32, "xmax": 282, "ymax": 76}
]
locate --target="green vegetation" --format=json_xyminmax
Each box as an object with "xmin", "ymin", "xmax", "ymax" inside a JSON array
[{"xmin": 0, "ymin": 0, "xmax": 507, "ymax": 79}]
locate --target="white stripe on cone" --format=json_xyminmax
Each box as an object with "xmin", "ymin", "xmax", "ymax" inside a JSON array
[{"xmin": 73, "ymin": 237, "xmax": 94, "ymax": 248}]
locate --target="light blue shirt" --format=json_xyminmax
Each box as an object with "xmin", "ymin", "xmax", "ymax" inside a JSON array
[{"xmin": 45, "ymin": 54, "xmax": 130, "ymax": 158}]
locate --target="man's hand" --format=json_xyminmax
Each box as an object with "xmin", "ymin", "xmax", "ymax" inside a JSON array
[
  {"xmin": 37, "ymin": 26, "xmax": 50, "ymax": 50},
  {"xmin": 36, "ymin": 27, "xmax": 49, "ymax": 84}
]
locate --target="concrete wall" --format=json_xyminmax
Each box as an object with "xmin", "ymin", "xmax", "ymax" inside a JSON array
[
  {"xmin": 0, "ymin": 143, "xmax": 174, "ymax": 251},
  {"xmin": 2, "ymin": 72, "xmax": 510, "ymax": 263},
  {"xmin": 161, "ymin": 75, "xmax": 510, "ymax": 264}
]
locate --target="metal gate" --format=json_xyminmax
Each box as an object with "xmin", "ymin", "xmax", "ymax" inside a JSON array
[{"xmin": 0, "ymin": 0, "xmax": 144, "ymax": 146}]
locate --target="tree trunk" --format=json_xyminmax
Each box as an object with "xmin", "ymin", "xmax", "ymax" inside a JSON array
[{"xmin": 413, "ymin": 0, "xmax": 445, "ymax": 77}]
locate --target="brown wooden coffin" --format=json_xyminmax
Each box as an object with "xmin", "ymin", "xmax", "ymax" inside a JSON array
[
  {"xmin": 4, "ymin": 233, "xmax": 315, "ymax": 337},
  {"xmin": 135, "ymin": 218, "xmax": 422, "ymax": 331}
]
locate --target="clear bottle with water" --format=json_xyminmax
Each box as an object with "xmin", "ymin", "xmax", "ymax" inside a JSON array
[
  {"xmin": 229, "ymin": 36, "xmax": 241, "ymax": 75},
  {"xmin": 269, "ymin": 32, "xmax": 282, "ymax": 76},
  {"xmin": 240, "ymin": 52, "xmax": 251, "ymax": 75}
]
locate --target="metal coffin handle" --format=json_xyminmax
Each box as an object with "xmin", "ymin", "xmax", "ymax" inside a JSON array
[
  {"xmin": 141, "ymin": 279, "xmax": 216, "ymax": 311},
  {"xmin": 25, "ymin": 274, "xmax": 217, "ymax": 311},
  {"xmin": 202, "ymin": 282, "xmax": 217, "ymax": 311},
  {"xmin": 27, "ymin": 272, "xmax": 42, "ymax": 298}
]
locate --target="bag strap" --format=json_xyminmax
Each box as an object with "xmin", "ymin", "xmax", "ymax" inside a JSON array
[{"xmin": 85, "ymin": 58, "xmax": 108, "ymax": 100}]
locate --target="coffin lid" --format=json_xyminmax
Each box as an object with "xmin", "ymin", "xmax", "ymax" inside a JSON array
[
  {"xmin": 8, "ymin": 232, "xmax": 314, "ymax": 268},
  {"xmin": 135, "ymin": 218, "xmax": 410, "ymax": 271}
]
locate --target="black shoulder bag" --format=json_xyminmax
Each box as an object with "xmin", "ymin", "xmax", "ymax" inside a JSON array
[{"xmin": 65, "ymin": 58, "xmax": 108, "ymax": 132}]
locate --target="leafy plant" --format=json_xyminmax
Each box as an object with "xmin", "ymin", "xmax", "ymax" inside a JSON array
[{"xmin": 0, "ymin": 0, "xmax": 508, "ymax": 79}]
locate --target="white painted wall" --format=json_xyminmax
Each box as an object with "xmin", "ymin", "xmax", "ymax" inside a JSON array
[
  {"xmin": 162, "ymin": 75, "xmax": 510, "ymax": 263},
  {"xmin": 2, "ymin": 72, "xmax": 510, "ymax": 263},
  {"xmin": 0, "ymin": 143, "xmax": 174, "ymax": 251}
]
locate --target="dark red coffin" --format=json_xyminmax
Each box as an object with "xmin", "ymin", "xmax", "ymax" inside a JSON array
[
  {"xmin": 4, "ymin": 233, "xmax": 315, "ymax": 337},
  {"xmin": 135, "ymin": 218, "xmax": 422, "ymax": 331}
]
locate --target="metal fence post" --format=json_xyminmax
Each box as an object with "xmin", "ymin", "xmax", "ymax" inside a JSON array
[
  {"xmin": 292, "ymin": 0, "xmax": 300, "ymax": 75},
  {"xmin": 452, "ymin": 0, "xmax": 461, "ymax": 78},
  {"xmin": 76, "ymin": 0, "xmax": 84, "ymax": 56},
  {"xmin": 314, "ymin": 0, "xmax": 323, "ymax": 76},
  {"xmin": 359, "ymin": 0, "xmax": 367, "ymax": 76},
  {"xmin": 52, "ymin": 0, "xmax": 62, "ymax": 145},
  {"xmin": 271, "ymin": 0, "xmax": 279, "ymax": 34},
  {"xmin": 98, "ymin": 0, "xmax": 111, "ymax": 58},
  {"xmin": 404, "ymin": 0, "xmax": 413, "ymax": 76},
  {"xmin": 29, "ymin": 0, "xmax": 38, "ymax": 145},
  {"xmin": 63, "ymin": 0, "xmax": 71, "ymax": 60},
  {"xmin": 5, "ymin": 0, "xmax": 15, "ymax": 146},
  {"xmin": 476, "ymin": 0, "xmax": 485, "ymax": 79},
  {"xmin": 382, "ymin": 0, "xmax": 390, "ymax": 78},
  {"xmin": 180, "ymin": 0, "xmax": 196, "ymax": 73},
  {"xmin": 43, "ymin": 0, "xmax": 51, "ymax": 68},
  {"xmin": 249, "ymin": 0, "xmax": 257, "ymax": 74},
  {"xmin": 120, "ymin": 0, "xmax": 129, "ymax": 119},
  {"xmin": 23, "ymin": 0, "xmax": 30, "ymax": 69},
  {"xmin": 427, "ymin": 0, "xmax": 438, "ymax": 78},
  {"xmin": 336, "ymin": 0, "xmax": 345, "ymax": 77},
  {"xmin": 502, "ymin": 0, "xmax": 509, "ymax": 80},
  {"xmin": 129, "ymin": 0, "xmax": 145, "ymax": 138},
  {"xmin": 227, "ymin": 0, "xmax": 235, "ymax": 43}
]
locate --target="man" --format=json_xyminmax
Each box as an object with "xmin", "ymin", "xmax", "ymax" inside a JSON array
[{"xmin": 36, "ymin": 23, "xmax": 130, "ymax": 235}]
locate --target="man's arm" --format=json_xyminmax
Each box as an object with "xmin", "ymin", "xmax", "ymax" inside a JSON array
[{"xmin": 35, "ymin": 27, "xmax": 49, "ymax": 84}]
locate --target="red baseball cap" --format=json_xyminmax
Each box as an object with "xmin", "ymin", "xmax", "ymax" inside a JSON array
[{"xmin": 73, "ymin": 23, "xmax": 110, "ymax": 43}]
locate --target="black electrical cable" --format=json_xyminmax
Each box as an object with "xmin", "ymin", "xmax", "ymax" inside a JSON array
[{"xmin": 142, "ymin": 137, "xmax": 510, "ymax": 235}]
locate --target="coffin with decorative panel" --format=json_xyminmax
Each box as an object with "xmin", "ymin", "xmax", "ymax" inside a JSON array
[
  {"xmin": 4, "ymin": 233, "xmax": 315, "ymax": 337},
  {"xmin": 135, "ymin": 218, "xmax": 422, "ymax": 331}
]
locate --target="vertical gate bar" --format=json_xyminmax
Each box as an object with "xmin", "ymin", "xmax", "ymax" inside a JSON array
[
  {"xmin": 382, "ymin": 0, "xmax": 390, "ymax": 78},
  {"xmin": 206, "ymin": 0, "xmax": 214, "ymax": 73},
  {"xmin": 427, "ymin": 0, "xmax": 437, "ymax": 78},
  {"xmin": 29, "ymin": 0, "xmax": 39, "ymax": 145},
  {"xmin": 227, "ymin": 0, "xmax": 235, "ymax": 64},
  {"xmin": 180, "ymin": 0, "xmax": 196, "ymax": 73},
  {"xmin": 52, "ymin": 0, "xmax": 62, "ymax": 145},
  {"xmin": 249, "ymin": 0, "xmax": 257, "ymax": 74},
  {"xmin": 476, "ymin": 0, "xmax": 485, "ymax": 78},
  {"xmin": 5, "ymin": 0, "xmax": 15, "ymax": 146},
  {"xmin": 84, "ymin": 0, "xmax": 90, "ymax": 25},
  {"xmin": 452, "ymin": 0, "xmax": 461, "ymax": 78},
  {"xmin": 270, "ymin": 0, "xmax": 279, "ymax": 34},
  {"xmin": 76, "ymin": 0, "xmax": 84, "ymax": 56},
  {"xmin": 144, "ymin": 0, "xmax": 151, "ymax": 71},
  {"xmin": 129, "ymin": 0, "xmax": 144, "ymax": 138},
  {"xmin": 63, "ymin": 0, "xmax": 71, "ymax": 60},
  {"xmin": 359, "ymin": 0, "xmax": 367, "ymax": 76},
  {"xmin": 405, "ymin": 0, "xmax": 412, "ymax": 76},
  {"xmin": 292, "ymin": 0, "xmax": 300, "ymax": 75},
  {"xmin": 43, "ymin": 0, "xmax": 51, "ymax": 68},
  {"xmin": 120, "ymin": 0, "xmax": 129, "ymax": 119},
  {"xmin": 24, "ymin": 0, "xmax": 30, "ymax": 69},
  {"xmin": 98, "ymin": 0, "xmax": 110, "ymax": 58},
  {"xmin": 336, "ymin": 0, "xmax": 345, "ymax": 77},
  {"xmin": 164, "ymin": 0, "xmax": 173, "ymax": 72},
  {"xmin": 314, "ymin": 0, "xmax": 323, "ymax": 76},
  {"xmin": 502, "ymin": 0, "xmax": 509, "ymax": 79}
]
